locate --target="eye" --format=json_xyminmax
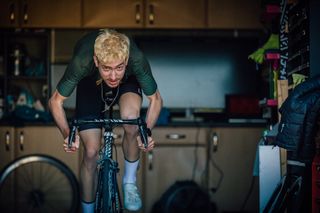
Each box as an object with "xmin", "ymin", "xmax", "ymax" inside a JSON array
[
  {"xmin": 116, "ymin": 65, "xmax": 125, "ymax": 71},
  {"xmin": 102, "ymin": 66, "xmax": 112, "ymax": 72}
]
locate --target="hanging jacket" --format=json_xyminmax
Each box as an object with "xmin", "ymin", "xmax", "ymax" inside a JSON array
[{"xmin": 275, "ymin": 75, "xmax": 320, "ymax": 163}]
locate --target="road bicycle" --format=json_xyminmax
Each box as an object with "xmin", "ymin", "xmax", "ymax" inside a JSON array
[
  {"xmin": 68, "ymin": 116, "xmax": 150, "ymax": 213},
  {"xmin": 0, "ymin": 154, "xmax": 80, "ymax": 213}
]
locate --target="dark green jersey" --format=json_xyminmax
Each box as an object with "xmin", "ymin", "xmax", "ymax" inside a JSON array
[{"xmin": 56, "ymin": 30, "xmax": 157, "ymax": 97}]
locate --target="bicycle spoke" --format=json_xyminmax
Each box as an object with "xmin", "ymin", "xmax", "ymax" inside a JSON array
[
  {"xmin": 0, "ymin": 155, "xmax": 79, "ymax": 213},
  {"xmin": 39, "ymin": 162, "xmax": 59, "ymax": 186},
  {"xmin": 42, "ymin": 172, "xmax": 70, "ymax": 193}
]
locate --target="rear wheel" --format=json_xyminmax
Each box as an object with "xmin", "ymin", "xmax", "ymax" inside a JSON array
[{"xmin": 0, "ymin": 154, "xmax": 80, "ymax": 213}]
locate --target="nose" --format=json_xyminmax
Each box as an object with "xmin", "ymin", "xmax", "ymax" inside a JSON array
[{"xmin": 110, "ymin": 70, "xmax": 116, "ymax": 80}]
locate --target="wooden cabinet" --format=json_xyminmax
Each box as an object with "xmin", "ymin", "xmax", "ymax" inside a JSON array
[
  {"xmin": 1, "ymin": 124, "xmax": 265, "ymax": 212},
  {"xmin": 0, "ymin": 126, "xmax": 15, "ymax": 171},
  {"xmin": 0, "ymin": 126, "xmax": 80, "ymax": 178},
  {"xmin": 144, "ymin": 0, "xmax": 206, "ymax": 29},
  {"xmin": 143, "ymin": 127, "xmax": 209, "ymax": 213},
  {"xmin": 208, "ymin": 127, "xmax": 263, "ymax": 212},
  {"xmin": 208, "ymin": 0, "xmax": 262, "ymax": 29},
  {"xmin": 0, "ymin": 0, "xmax": 81, "ymax": 28},
  {"xmin": 82, "ymin": 0, "xmax": 144, "ymax": 28},
  {"xmin": 105, "ymin": 126, "xmax": 209, "ymax": 213},
  {"xmin": 82, "ymin": 0, "xmax": 206, "ymax": 29},
  {"xmin": 0, "ymin": 0, "xmax": 19, "ymax": 28}
]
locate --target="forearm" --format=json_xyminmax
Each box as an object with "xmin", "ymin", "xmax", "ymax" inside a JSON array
[
  {"xmin": 48, "ymin": 92, "xmax": 70, "ymax": 139},
  {"xmin": 145, "ymin": 90, "xmax": 163, "ymax": 129}
]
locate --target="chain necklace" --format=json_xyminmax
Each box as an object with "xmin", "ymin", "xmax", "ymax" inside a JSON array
[{"xmin": 101, "ymin": 83, "xmax": 120, "ymax": 112}]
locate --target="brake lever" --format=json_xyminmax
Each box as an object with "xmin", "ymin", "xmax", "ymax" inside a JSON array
[
  {"xmin": 138, "ymin": 118, "xmax": 151, "ymax": 149},
  {"xmin": 68, "ymin": 121, "xmax": 77, "ymax": 149}
]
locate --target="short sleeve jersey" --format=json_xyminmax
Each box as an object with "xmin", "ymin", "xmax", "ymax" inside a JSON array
[{"xmin": 56, "ymin": 30, "xmax": 157, "ymax": 97}]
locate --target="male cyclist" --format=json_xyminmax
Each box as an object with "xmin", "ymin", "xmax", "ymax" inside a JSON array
[{"xmin": 48, "ymin": 29, "xmax": 162, "ymax": 212}]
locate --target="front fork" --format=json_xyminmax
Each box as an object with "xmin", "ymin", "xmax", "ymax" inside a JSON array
[{"xmin": 95, "ymin": 130, "xmax": 122, "ymax": 212}]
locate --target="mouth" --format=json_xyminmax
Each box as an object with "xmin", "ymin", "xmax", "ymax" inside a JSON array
[{"xmin": 106, "ymin": 80, "xmax": 119, "ymax": 87}]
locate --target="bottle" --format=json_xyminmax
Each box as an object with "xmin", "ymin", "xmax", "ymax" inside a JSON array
[{"xmin": 9, "ymin": 43, "xmax": 25, "ymax": 76}]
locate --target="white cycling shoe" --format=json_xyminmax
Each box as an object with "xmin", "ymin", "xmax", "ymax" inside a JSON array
[{"xmin": 123, "ymin": 183, "xmax": 142, "ymax": 211}]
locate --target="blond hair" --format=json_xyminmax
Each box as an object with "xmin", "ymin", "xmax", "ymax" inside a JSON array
[{"xmin": 94, "ymin": 29, "xmax": 130, "ymax": 64}]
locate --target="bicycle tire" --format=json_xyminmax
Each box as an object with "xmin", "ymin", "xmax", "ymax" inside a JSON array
[
  {"xmin": 0, "ymin": 154, "xmax": 80, "ymax": 213},
  {"xmin": 96, "ymin": 158, "xmax": 122, "ymax": 213}
]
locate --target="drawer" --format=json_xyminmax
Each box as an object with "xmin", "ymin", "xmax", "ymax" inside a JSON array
[
  {"xmin": 152, "ymin": 127, "xmax": 209, "ymax": 145},
  {"xmin": 111, "ymin": 127, "xmax": 209, "ymax": 146}
]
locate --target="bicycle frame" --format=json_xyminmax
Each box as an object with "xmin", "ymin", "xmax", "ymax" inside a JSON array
[{"xmin": 68, "ymin": 117, "xmax": 149, "ymax": 213}]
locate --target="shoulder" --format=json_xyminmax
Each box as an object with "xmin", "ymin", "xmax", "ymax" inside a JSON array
[
  {"xmin": 128, "ymin": 37, "xmax": 144, "ymax": 59},
  {"xmin": 73, "ymin": 30, "xmax": 99, "ymax": 56},
  {"xmin": 70, "ymin": 30, "xmax": 99, "ymax": 69}
]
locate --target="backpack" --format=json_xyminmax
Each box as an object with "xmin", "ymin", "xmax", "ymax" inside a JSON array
[{"xmin": 151, "ymin": 180, "xmax": 216, "ymax": 213}]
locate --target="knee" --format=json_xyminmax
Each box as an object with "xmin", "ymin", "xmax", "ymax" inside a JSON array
[
  {"xmin": 123, "ymin": 124, "xmax": 139, "ymax": 137},
  {"xmin": 83, "ymin": 148, "xmax": 99, "ymax": 167},
  {"xmin": 121, "ymin": 114, "xmax": 139, "ymax": 137}
]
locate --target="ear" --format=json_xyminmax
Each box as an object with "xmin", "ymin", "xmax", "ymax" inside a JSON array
[{"xmin": 93, "ymin": 56, "xmax": 99, "ymax": 67}]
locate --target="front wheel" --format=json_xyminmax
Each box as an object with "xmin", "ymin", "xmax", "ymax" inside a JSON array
[
  {"xmin": 0, "ymin": 154, "xmax": 80, "ymax": 213},
  {"xmin": 96, "ymin": 159, "xmax": 122, "ymax": 213}
]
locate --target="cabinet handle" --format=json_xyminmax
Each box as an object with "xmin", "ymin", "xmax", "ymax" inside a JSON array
[
  {"xmin": 9, "ymin": 3, "xmax": 15, "ymax": 23},
  {"xmin": 166, "ymin": 133, "xmax": 186, "ymax": 140},
  {"xmin": 135, "ymin": 3, "xmax": 141, "ymax": 24},
  {"xmin": 23, "ymin": 3, "xmax": 28, "ymax": 24},
  {"xmin": 148, "ymin": 151, "xmax": 153, "ymax": 170},
  {"xmin": 148, "ymin": 4, "xmax": 154, "ymax": 24},
  {"xmin": 211, "ymin": 132, "xmax": 218, "ymax": 152},
  {"xmin": 19, "ymin": 131, "xmax": 24, "ymax": 151},
  {"xmin": 5, "ymin": 131, "xmax": 10, "ymax": 151}
]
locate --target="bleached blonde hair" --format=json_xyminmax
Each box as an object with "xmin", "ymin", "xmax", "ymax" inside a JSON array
[{"xmin": 94, "ymin": 29, "xmax": 130, "ymax": 64}]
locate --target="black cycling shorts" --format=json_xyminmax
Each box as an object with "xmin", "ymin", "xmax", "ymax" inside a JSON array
[{"xmin": 75, "ymin": 75, "xmax": 142, "ymax": 131}]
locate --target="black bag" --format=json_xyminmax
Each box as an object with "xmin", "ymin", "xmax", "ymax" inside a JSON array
[{"xmin": 151, "ymin": 180, "xmax": 216, "ymax": 213}]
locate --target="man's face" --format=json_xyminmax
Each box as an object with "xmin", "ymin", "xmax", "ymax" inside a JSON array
[{"xmin": 94, "ymin": 56, "xmax": 126, "ymax": 88}]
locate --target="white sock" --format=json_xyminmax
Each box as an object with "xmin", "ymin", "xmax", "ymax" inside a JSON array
[
  {"xmin": 82, "ymin": 201, "xmax": 95, "ymax": 213},
  {"xmin": 123, "ymin": 159, "xmax": 139, "ymax": 184}
]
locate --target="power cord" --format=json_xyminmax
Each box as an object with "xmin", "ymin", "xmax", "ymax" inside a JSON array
[{"xmin": 209, "ymin": 153, "xmax": 224, "ymax": 193}]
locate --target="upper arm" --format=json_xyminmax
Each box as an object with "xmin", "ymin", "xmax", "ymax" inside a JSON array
[{"xmin": 129, "ymin": 41, "xmax": 157, "ymax": 96}]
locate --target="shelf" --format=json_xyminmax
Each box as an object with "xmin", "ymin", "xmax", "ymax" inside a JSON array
[{"xmin": 8, "ymin": 76, "xmax": 47, "ymax": 81}]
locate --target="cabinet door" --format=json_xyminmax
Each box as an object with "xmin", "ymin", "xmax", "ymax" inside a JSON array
[
  {"xmin": 0, "ymin": 127, "xmax": 15, "ymax": 213},
  {"xmin": 15, "ymin": 126, "xmax": 80, "ymax": 178},
  {"xmin": 20, "ymin": 0, "xmax": 81, "ymax": 28},
  {"xmin": 143, "ymin": 146, "xmax": 207, "ymax": 213},
  {"xmin": 208, "ymin": 127, "xmax": 263, "ymax": 212},
  {"xmin": 208, "ymin": 0, "xmax": 262, "ymax": 29},
  {"xmin": 82, "ymin": 0, "xmax": 144, "ymax": 28},
  {"xmin": 143, "ymin": 127, "xmax": 208, "ymax": 213},
  {"xmin": 0, "ymin": 126, "xmax": 15, "ymax": 171},
  {"xmin": 146, "ymin": 0, "xmax": 206, "ymax": 28},
  {"xmin": 0, "ymin": 0, "xmax": 19, "ymax": 28}
]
